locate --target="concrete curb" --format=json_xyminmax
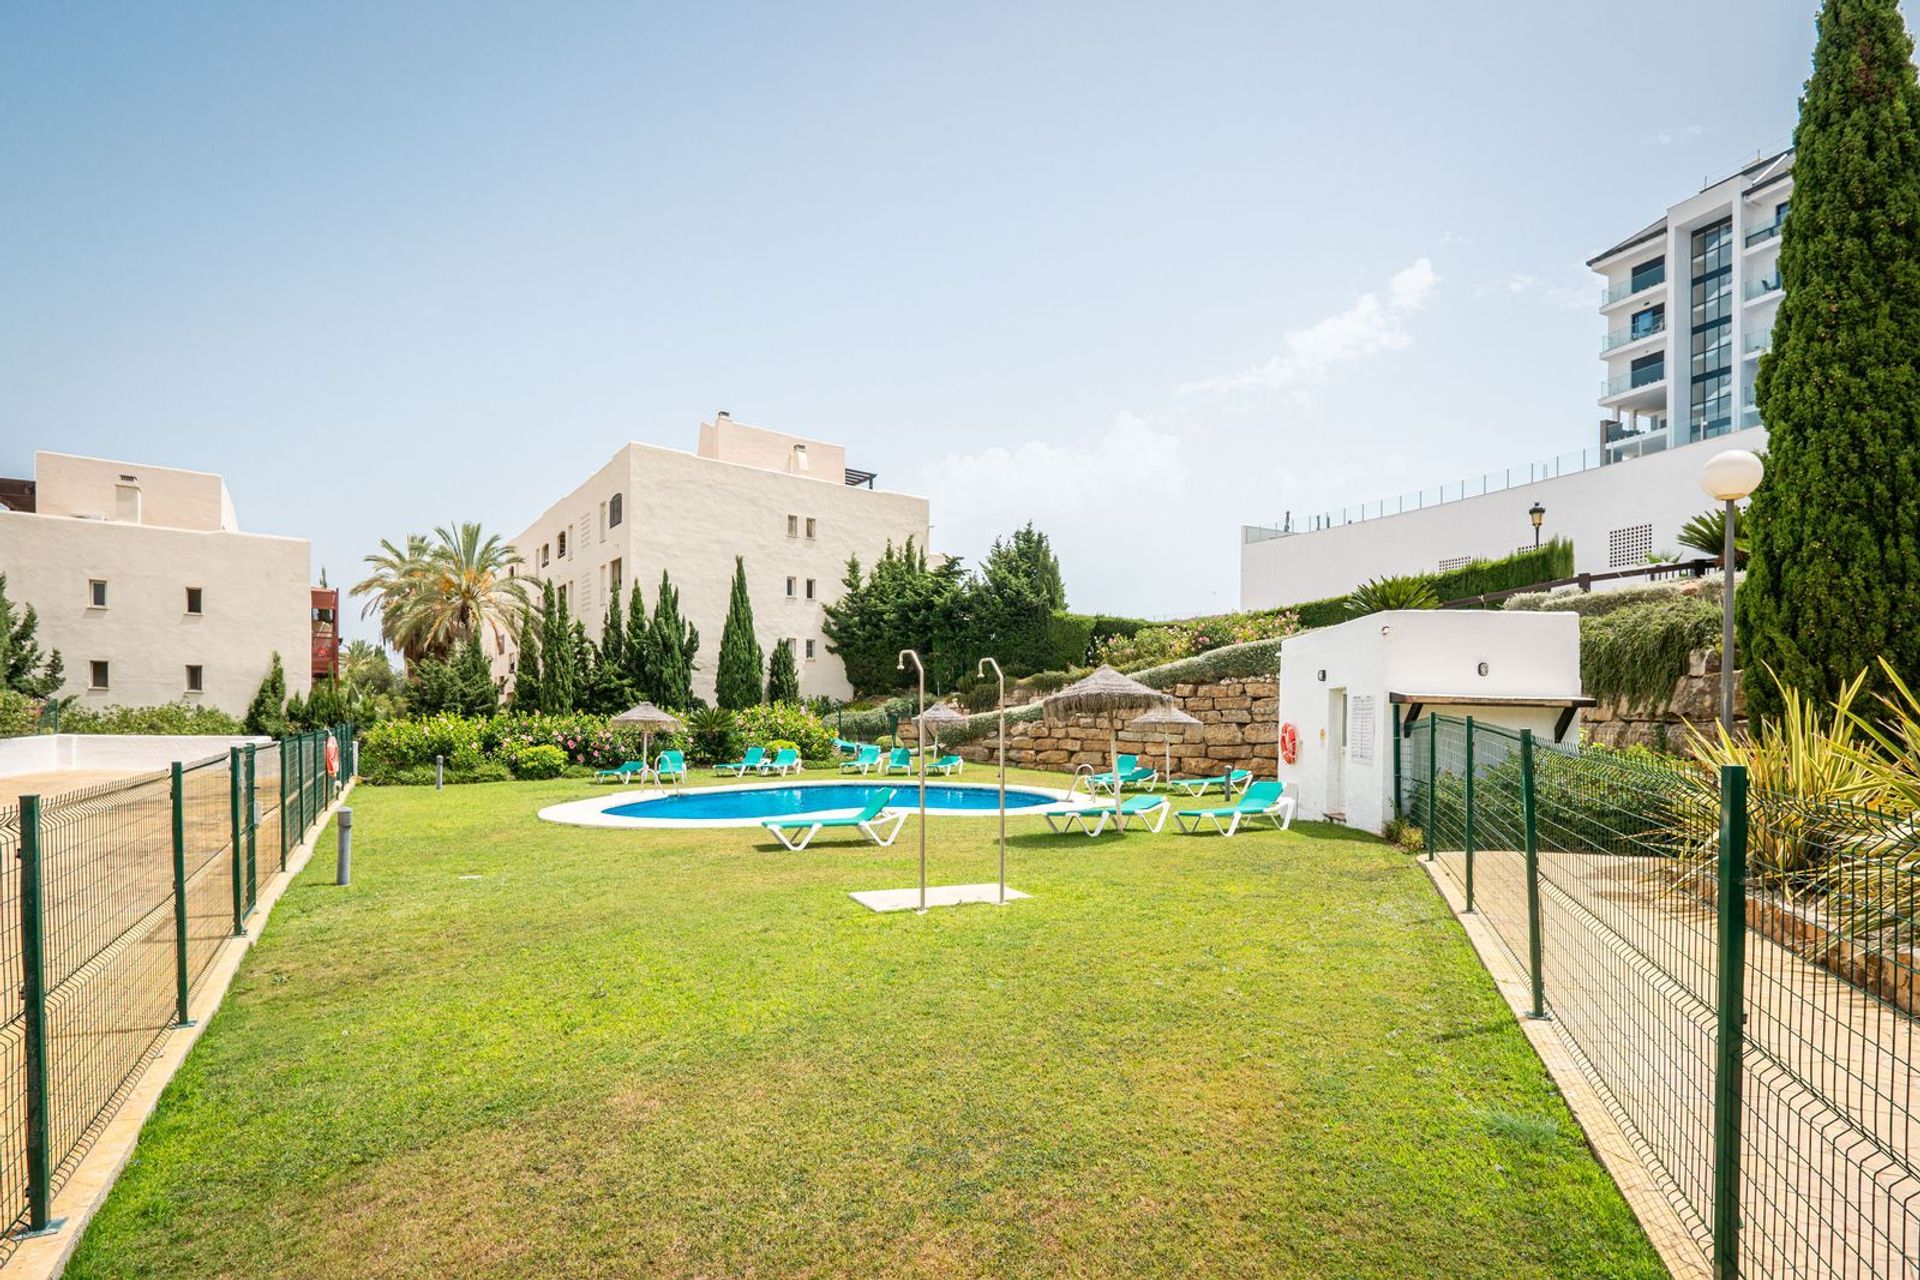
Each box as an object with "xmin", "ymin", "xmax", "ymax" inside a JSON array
[
  {"xmin": 7, "ymin": 781, "xmax": 357, "ymax": 1279},
  {"xmin": 1419, "ymin": 857, "xmax": 1706, "ymax": 1280}
]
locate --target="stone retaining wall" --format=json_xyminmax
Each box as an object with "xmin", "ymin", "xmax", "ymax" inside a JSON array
[
  {"xmin": 1582, "ymin": 649, "xmax": 1747, "ymax": 751},
  {"xmin": 905, "ymin": 676, "xmax": 1279, "ymax": 778}
]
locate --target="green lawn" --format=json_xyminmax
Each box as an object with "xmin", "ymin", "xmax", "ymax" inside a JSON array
[{"xmin": 69, "ymin": 770, "xmax": 1663, "ymax": 1279}]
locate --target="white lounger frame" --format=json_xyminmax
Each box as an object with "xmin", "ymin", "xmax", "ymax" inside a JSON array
[
  {"xmin": 1043, "ymin": 799, "xmax": 1170, "ymax": 837},
  {"xmin": 1173, "ymin": 796, "xmax": 1297, "ymax": 836},
  {"xmin": 763, "ymin": 808, "xmax": 908, "ymax": 851}
]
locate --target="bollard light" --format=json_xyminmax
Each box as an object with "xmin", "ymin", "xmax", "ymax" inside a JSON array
[{"xmin": 336, "ymin": 808, "xmax": 352, "ymax": 886}]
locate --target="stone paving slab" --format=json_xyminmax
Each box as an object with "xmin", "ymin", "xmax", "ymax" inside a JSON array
[{"xmin": 849, "ymin": 883, "xmax": 1030, "ymax": 912}]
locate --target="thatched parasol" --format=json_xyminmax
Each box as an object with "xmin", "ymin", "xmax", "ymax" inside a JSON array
[
  {"xmin": 917, "ymin": 701, "xmax": 968, "ymax": 759},
  {"xmin": 1044, "ymin": 666, "xmax": 1172, "ymax": 822},
  {"xmin": 612, "ymin": 702, "xmax": 684, "ymax": 783},
  {"xmin": 1128, "ymin": 702, "xmax": 1202, "ymax": 782}
]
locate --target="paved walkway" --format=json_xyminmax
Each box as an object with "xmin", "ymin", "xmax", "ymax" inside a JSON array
[{"xmin": 1428, "ymin": 846, "xmax": 1920, "ymax": 1279}]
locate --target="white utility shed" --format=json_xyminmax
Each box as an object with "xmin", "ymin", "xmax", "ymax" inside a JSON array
[{"xmin": 1276, "ymin": 610, "xmax": 1592, "ymax": 834}]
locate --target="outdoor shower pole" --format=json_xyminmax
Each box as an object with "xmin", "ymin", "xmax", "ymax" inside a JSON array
[
  {"xmin": 979, "ymin": 657, "xmax": 1007, "ymax": 905},
  {"xmin": 898, "ymin": 649, "xmax": 927, "ymax": 914}
]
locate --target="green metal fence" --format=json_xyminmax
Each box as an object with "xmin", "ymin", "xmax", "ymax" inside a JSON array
[
  {"xmin": 1403, "ymin": 712, "xmax": 1920, "ymax": 1279},
  {"xmin": 0, "ymin": 724, "xmax": 351, "ymax": 1251}
]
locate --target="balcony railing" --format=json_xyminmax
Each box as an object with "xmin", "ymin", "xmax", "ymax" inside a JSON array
[
  {"xmin": 1744, "ymin": 274, "xmax": 1783, "ymax": 300},
  {"xmin": 1745, "ymin": 219, "xmax": 1784, "ymax": 247},
  {"xmin": 1603, "ymin": 365, "xmax": 1667, "ymax": 398},
  {"xmin": 1602, "ymin": 316, "xmax": 1666, "ymax": 353},
  {"xmin": 1601, "ymin": 272, "xmax": 1666, "ymax": 307},
  {"xmin": 1745, "ymin": 329, "xmax": 1772, "ymax": 355}
]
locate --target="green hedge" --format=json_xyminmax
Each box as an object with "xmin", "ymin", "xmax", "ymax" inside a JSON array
[
  {"xmin": 1503, "ymin": 574, "xmax": 1727, "ymax": 618},
  {"xmin": 1427, "ymin": 538, "xmax": 1573, "ymax": 604}
]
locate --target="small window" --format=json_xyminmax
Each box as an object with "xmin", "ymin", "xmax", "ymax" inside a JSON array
[
  {"xmin": 185, "ymin": 664, "xmax": 203, "ymax": 693},
  {"xmin": 89, "ymin": 579, "xmax": 107, "ymax": 608},
  {"xmin": 805, "ymin": 578, "xmax": 816, "ymax": 600},
  {"xmin": 785, "ymin": 576, "xmax": 797, "ymax": 598},
  {"xmin": 89, "ymin": 660, "xmax": 109, "ymax": 690},
  {"xmin": 557, "ymin": 530, "xmax": 568, "ymax": 559},
  {"xmin": 609, "ymin": 493, "xmax": 623, "ymax": 528},
  {"xmin": 787, "ymin": 514, "xmax": 799, "ymax": 537},
  {"xmin": 541, "ymin": 544, "xmax": 550, "ymax": 568},
  {"xmin": 185, "ymin": 586, "xmax": 204, "ymax": 614},
  {"xmin": 805, "ymin": 517, "xmax": 816, "ymax": 539},
  {"xmin": 805, "ymin": 639, "xmax": 816, "ymax": 660},
  {"xmin": 609, "ymin": 557, "xmax": 622, "ymax": 597}
]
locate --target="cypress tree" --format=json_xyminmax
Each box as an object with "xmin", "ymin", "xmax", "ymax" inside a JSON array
[
  {"xmin": 244, "ymin": 652, "xmax": 289, "ymax": 737},
  {"xmin": 452, "ymin": 633, "xmax": 499, "ymax": 717},
  {"xmin": 714, "ymin": 557, "xmax": 765, "ymax": 710},
  {"xmin": 1742, "ymin": 0, "xmax": 1920, "ymax": 718},
  {"xmin": 766, "ymin": 638, "xmax": 801, "ymax": 704},
  {"xmin": 648, "ymin": 571, "xmax": 698, "ymax": 710},
  {"xmin": 0, "ymin": 574, "xmax": 64, "ymax": 697},
  {"xmin": 538, "ymin": 580, "xmax": 575, "ymax": 713},
  {"xmin": 511, "ymin": 606, "xmax": 542, "ymax": 712},
  {"xmin": 622, "ymin": 579, "xmax": 653, "ymax": 703}
]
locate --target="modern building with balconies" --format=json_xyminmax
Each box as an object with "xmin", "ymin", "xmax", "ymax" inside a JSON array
[{"xmin": 1590, "ymin": 148, "xmax": 1791, "ymax": 461}]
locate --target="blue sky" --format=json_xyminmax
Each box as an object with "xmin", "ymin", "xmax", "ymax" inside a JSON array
[{"xmin": 0, "ymin": 2, "xmax": 1870, "ymax": 619}]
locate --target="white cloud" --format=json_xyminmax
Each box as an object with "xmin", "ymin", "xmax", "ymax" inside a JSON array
[
  {"xmin": 1178, "ymin": 258, "xmax": 1439, "ymax": 399},
  {"xmin": 1474, "ymin": 266, "xmax": 1592, "ymax": 312},
  {"xmin": 1646, "ymin": 124, "xmax": 1705, "ymax": 146}
]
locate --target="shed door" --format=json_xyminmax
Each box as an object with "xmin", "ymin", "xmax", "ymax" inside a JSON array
[{"xmin": 1327, "ymin": 688, "xmax": 1348, "ymax": 815}]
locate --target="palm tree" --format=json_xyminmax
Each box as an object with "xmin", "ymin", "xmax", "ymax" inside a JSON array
[
  {"xmin": 352, "ymin": 535, "xmax": 433, "ymax": 668},
  {"xmin": 1678, "ymin": 507, "xmax": 1747, "ymax": 566},
  {"xmin": 354, "ymin": 525, "xmax": 528, "ymax": 667}
]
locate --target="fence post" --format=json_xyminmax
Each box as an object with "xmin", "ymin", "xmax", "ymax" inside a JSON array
[
  {"xmin": 1521, "ymin": 729, "xmax": 1547, "ymax": 1019},
  {"xmin": 18, "ymin": 795, "xmax": 58, "ymax": 1234},
  {"xmin": 229, "ymin": 747, "xmax": 245, "ymax": 936},
  {"xmin": 1424, "ymin": 719, "xmax": 1436, "ymax": 861},
  {"xmin": 1712, "ymin": 763, "xmax": 1749, "ymax": 1280},
  {"xmin": 1392, "ymin": 707, "xmax": 1403, "ymax": 821},
  {"xmin": 1463, "ymin": 717, "xmax": 1476, "ymax": 913},
  {"xmin": 171, "ymin": 764, "xmax": 191, "ymax": 1026},
  {"xmin": 278, "ymin": 740, "xmax": 289, "ymax": 870},
  {"xmin": 244, "ymin": 744, "xmax": 257, "ymax": 913}
]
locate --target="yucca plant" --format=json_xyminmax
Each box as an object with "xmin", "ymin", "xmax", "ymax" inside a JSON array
[{"xmin": 1345, "ymin": 574, "xmax": 1439, "ymax": 617}]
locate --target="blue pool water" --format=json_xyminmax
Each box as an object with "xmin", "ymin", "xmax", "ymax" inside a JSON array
[{"xmin": 606, "ymin": 782, "xmax": 1055, "ymax": 822}]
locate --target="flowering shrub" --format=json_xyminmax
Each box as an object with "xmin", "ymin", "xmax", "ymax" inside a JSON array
[
  {"xmin": 361, "ymin": 711, "xmax": 683, "ymax": 782},
  {"xmin": 1094, "ymin": 610, "xmax": 1298, "ymax": 671},
  {"xmin": 734, "ymin": 703, "xmax": 834, "ymax": 760},
  {"xmin": 503, "ymin": 743, "xmax": 567, "ymax": 780}
]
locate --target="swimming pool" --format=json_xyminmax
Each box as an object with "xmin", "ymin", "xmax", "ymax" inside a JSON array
[{"xmin": 539, "ymin": 780, "xmax": 1068, "ymax": 829}]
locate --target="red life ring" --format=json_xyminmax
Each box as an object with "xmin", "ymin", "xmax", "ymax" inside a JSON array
[
  {"xmin": 325, "ymin": 737, "xmax": 342, "ymax": 778},
  {"xmin": 1279, "ymin": 722, "xmax": 1300, "ymax": 765}
]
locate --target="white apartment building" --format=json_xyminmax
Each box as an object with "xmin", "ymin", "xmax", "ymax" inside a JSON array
[
  {"xmin": 500, "ymin": 415, "xmax": 931, "ymax": 703},
  {"xmin": 1593, "ymin": 149, "xmax": 1791, "ymax": 462},
  {"xmin": 1240, "ymin": 151, "xmax": 1788, "ymax": 610},
  {"xmin": 0, "ymin": 453, "xmax": 313, "ymax": 714}
]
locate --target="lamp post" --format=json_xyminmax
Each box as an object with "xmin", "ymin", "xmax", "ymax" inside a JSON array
[
  {"xmin": 1528, "ymin": 502, "xmax": 1546, "ymax": 549},
  {"xmin": 897, "ymin": 649, "xmax": 928, "ymax": 913},
  {"xmin": 978, "ymin": 657, "xmax": 1007, "ymax": 905},
  {"xmin": 1700, "ymin": 449, "xmax": 1765, "ymax": 732}
]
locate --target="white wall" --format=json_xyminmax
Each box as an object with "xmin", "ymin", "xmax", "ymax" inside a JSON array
[
  {"xmin": 1277, "ymin": 610, "xmax": 1584, "ymax": 834},
  {"xmin": 499, "ymin": 434, "xmax": 931, "ymax": 703},
  {"xmin": 0, "ymin": 734, "xmax": 271, "ymax": 782},
  {"xmin": 1240, "ymin": 427, "xmax": 1764, "ymax": 609},
  {"xmin": 0, "ymin": 510, "xmax": 313, "ymax": 715}
]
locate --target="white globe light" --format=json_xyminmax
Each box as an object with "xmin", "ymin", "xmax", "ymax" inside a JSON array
[{"xmin": 1701, "ymin": 449, "xmax": 1765, "ymax": 502}]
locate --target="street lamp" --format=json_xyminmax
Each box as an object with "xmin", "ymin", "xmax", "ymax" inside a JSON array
[
  {"xmin": 1700, "ymin": 449, "xmax": 1765, "ymax": 731},
  {"xmin": 1528, "ymin": 502, "xmax": 1546, "ymax": 549}
]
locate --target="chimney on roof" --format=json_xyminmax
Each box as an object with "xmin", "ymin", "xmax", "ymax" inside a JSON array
[{"xmin": 716, "ymin": 410, "xmax": 730, "ymax": 419}]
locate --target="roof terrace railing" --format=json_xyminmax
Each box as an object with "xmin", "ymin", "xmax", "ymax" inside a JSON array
[{"xmin": 1243, "ymin": 447, "xmax": 1613, "ymax": 542}]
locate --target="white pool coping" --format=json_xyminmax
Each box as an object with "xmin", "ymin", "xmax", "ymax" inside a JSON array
[{"xmin": 539, "ymin": 777, "xmax": 1075, "ymax": 829}]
